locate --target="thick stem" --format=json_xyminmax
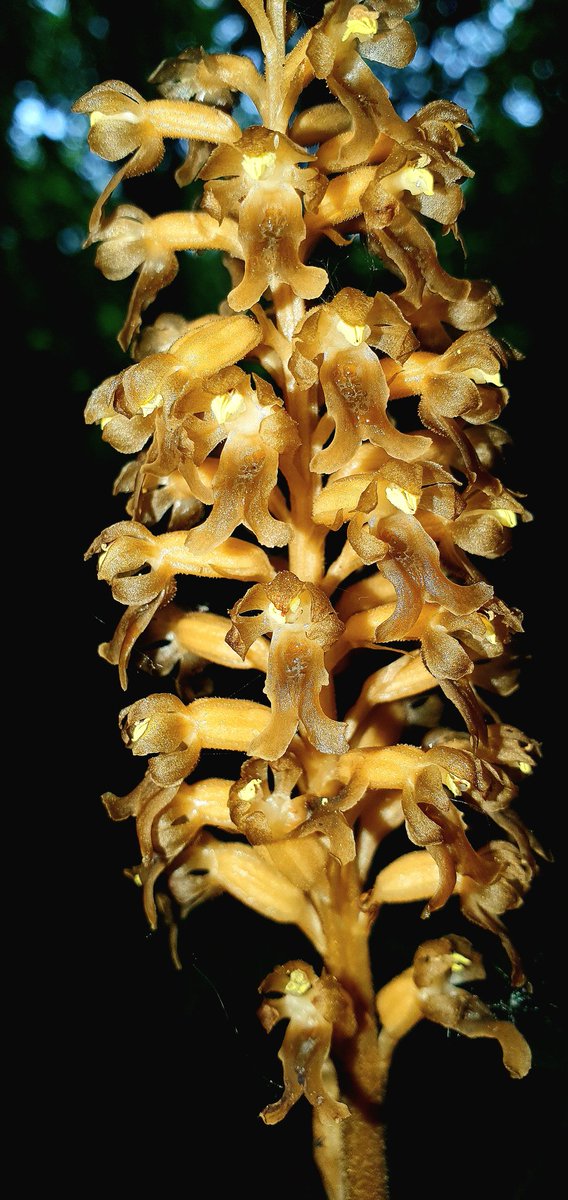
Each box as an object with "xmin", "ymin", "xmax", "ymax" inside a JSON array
[
  {"xmin": 315, "ymin": 862, "xmax": 389, "ymax": 1200},
  {"xmin": 265, "ymin": 0, "xmax": 286, "ymax": 130},
  {"xmin": 271, "ymin": 282, "xmax": 326, "ymax": 583}
]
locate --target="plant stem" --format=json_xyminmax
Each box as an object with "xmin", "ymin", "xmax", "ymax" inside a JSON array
[
  {"xmin": 272, "ymin": 283, "xmax": 326, "ymax": 583},
  {"xmin": 316, "ymin": 861, "xmax": 389, "ymax": 1200}
]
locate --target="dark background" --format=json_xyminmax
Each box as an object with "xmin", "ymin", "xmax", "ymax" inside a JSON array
[{"xmin": 4, "ymin": 1, "xmax": 565, "ymax": 1196}]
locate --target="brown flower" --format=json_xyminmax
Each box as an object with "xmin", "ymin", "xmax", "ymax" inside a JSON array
[
  {"xmin": 395, "ymin": 282, "xmax": 502, "ymax": 352},
  {"xmin": 348, "ymin": 510, "xmax": 492, "ymax": 637},
  {"xmin": 168, "ymin": 835, "xmax": 325, "ymax": 949},
  {"xmin": 228, "ymin": 756, "xmax": 355, "ymax": 886},
  {"xmin": 200, "ymin": 126, "xmax": 328, "ymax": 309},
  {"xmin": 419, "ymin": 603, "xmax": 521, "ymax": 737},
  {"xmin": 89, "ymin": 204, "xmax": 238, "ymax": 348},
  {"xmin": 73, "ymin": 79, "xmax": 241, "ymax": 231},
  {"xmin": 308, "ymin": 2, "xmax": 416, "ymax": 170},
  {"xmin": 181, "ymin": 369, "xmax": 299, "ymax": 553},
  {"xmin": 149, "ymin": 47, "xmax": 266, "ymax": 181},
  {"xmin": 258, "ymin": 961, "xmax": 356, "ymax": 1124},
  {"xmin": 84, "ymin": 312, "xmax": 261, "ymax": 458},
  {"xmin": 77, "ymin": 10, "xmax": 541, "ymax": 1192},
  {"xmin": 385, "ymin": 331, "xmax": 509, "ymax": 482},
  {"xmin": 118, "ymin": 693, "xmax": 272, "ymax": 788},
  {"xmin": 227, "ymin": 572, "xmax": 347, "ymax": 758},
  {"xmin": 100, "ymin": 597, "xmax": 269, "ymax": 692},
  {"xmin": 291, "ymin": 288, "xmax": 431, "ymax": 473},
  {"xmin": 86, "ymin": 520, "xmax": 274, "ymax": 608},
  {"xmin": 113, "ymin": 459, "xmax": 203, "ymax": 531},
  {"xmin": 376, "ymin": 935, "xmax": 531, "ymax": 1078}
]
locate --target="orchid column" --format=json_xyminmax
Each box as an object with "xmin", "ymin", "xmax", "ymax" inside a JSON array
[{"xmin": 78, "ymin": 3, "xmax": 539, "ymax": 1198}]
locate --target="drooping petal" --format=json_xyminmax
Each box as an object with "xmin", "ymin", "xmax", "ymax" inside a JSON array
[{"xmin": 258, "ymin": 962, "xmax": 356, "ymax": 1125}]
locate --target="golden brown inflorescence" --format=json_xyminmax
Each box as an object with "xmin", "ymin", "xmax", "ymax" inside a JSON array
[{"xmin": 78, "ymin": 3, "xmax": 540, "ymax": 1196}]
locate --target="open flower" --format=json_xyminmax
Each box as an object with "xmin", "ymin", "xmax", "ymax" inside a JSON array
[
  {"xmin": 113, "ymin": 459, "xmax": 203, "ymax": 531},
  {"xmin": 395, "ymin": 282, "xmax": 502, "ymax": 352},
  {"xmin": 103, "ymin": 776, "xmax": 235, "ymax": 926},
  {"xmin": 118, "ymin": 693, "xmax": 271, "ymax": 788},
  {"xmin": 384, "ymin": 331, "xmax": 509, "ymax": 482},
  {"xmin": 357, "ymin": 101, "xmax": 475, "ymax": 304},
  {"xmin": 89, "ymin": 204, "xmax": 238, "ymax": 348},
  {"xmin": 347, "ymin": 510, "xmax": 492, "ymax": 639},
  {"xmin": 228, "ymin": 756, "xmax": 355, "ymax": 888},
  {"xmin": 200, "ymin": 126, "xmax": 328, "ymax": 309},
  {"xmin": 315, "ymin": 456, "xmax": 458, "ymax": 535},
  {"xmin": 78, "ymin": 10, "xmax": 540, "ymax": 1190},
  {"xmin": 340, "ymin": 1, "xmax": 418, "ymax": 66},
  {"xmin": 227, "ymin": 572, "xmax": 348, "ymax": 758},
  {"xmin": 86, "ymin": 520, "xmax": 273, "ymax": 606},
  {"xmin": 182, "ymin": 369, "xmax": 299, "ymax": 553},
  {"xmin": 150, "ymin": 46, "xmax": 267, "ymax": 182},
  {"xmin": 258, "ymin": 961, "xmax": 356, "ymax": 1124},
  {"xmin": 308, "ymin": 1, "xmax": 416, "ymax": 169},
  {"xmin": 291, "ymin": 288, "xmax": 430, "ymax": 474},
  {"xmin": 376, "ymin": 934, "xmax": 531, "ymax": 1078},
  {"xmin": 148, "ymin": 46, "xmax": 241, "ymax": 184},
  {"xmin": 430, "ymin": 723, "xmax": 542, "ymax": 859},
  {"xmin": 419, "ymin": 602, "xmax": 521, "ymax": 737},
  {"xmin": 101, "ymin": 596, "xmax": 269, "ymax": 692},
  {"xmin": 446, "ymin": 488, "xmax": 530, "ymax": 559},
  {"xmin": 84, "ymin": 312, "xmax": 261, "ymax": 457},
  {"xmin": 73, "ymin": 79, "xmax": 241, "ymax": 231},
  {"xmin": 375, "ymin": 837, "xmax": 535, "ymax": 984}
]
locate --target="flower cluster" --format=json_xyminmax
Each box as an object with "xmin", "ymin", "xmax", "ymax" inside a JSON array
[{"xmin": 79, "ymin": 2, "xmax": 539, "ymax": 1196}]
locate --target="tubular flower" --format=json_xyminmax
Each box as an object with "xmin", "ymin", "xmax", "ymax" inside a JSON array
[
  {"xmin": 376, "ymin": 935, "xmax": 531, "ymax": 1078},
  {"xmin": 79, "ymin": 3, "xmax": 540, "ymax": 1196},
  {"xmin": 228, "ymin": 756, "xmax": 355, "ymax": 884},
  {"xmin": 370, "ymin": 839, "xmax": 535, "ymax": 985},
  {"xmin": 84, "ymin": 311, "xmax": 261, "ymax": 456},
  {"xmin": 291, "ymin": 288, "xmax": 431, "ymax": 473},
  {"xmin": 227, "ymin": 572, "xmax": 348, "ymax": 758},
  {"xmin": 182, "ymin": 369, "xmax": 299, "ymax": 553},
  {"xmin": 89, "ymin": 204, "xmax": 238, "ymax": 349},
  {"xmin": 201, "ymin": 127, "xmax": 328, "ymax": 309},
  {"xmin": 384, "ymin": 331, "xmax": 509, "ymax": 481},
  {"xmin": 258, "ymin": 962, "xmax": 356, "ymax": 1124},
  {"xmin": 72, "ymin": 78, "xmax": 240, "ymax": 232}
]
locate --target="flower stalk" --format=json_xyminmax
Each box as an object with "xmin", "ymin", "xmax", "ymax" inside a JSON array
[{"xmin": 78, "ymin": 3, "xmax": 540, "ymax": 1197}]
